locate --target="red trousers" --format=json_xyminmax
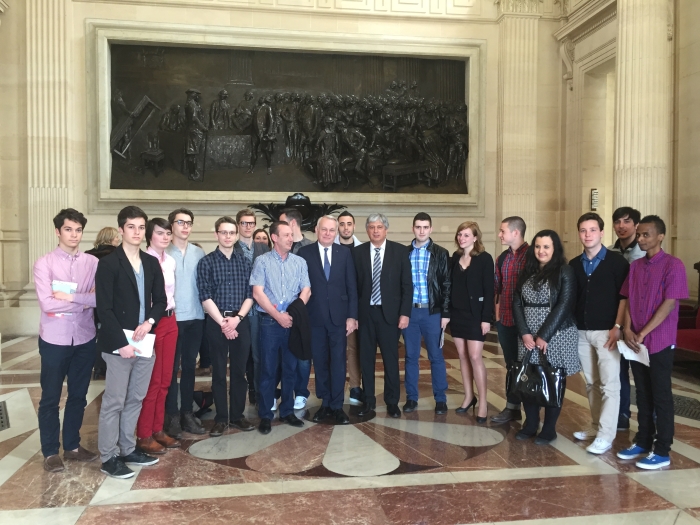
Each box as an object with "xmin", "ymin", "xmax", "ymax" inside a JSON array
[{"xmin": 137, "ymin": 314, "xmax": 178, "ymax": 439}]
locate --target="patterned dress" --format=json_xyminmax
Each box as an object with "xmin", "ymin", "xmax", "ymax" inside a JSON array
[{"xmin": 517, "ymin": 277, "xmax": 581, "ymax": 376}]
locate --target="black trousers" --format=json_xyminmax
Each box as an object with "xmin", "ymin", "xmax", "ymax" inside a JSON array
[
  {"xmin": 521, "ymin": 384, "xmax": 566, "ymax": 440},
  {"xmin": 359, "ymin": 306, "xmax": 401, "ymax": 406},
  {"xmin": 207, "ymin": 316, "xmax": 251, "ymax": 423},
  {"xmin": 631, "ymin": 346, "xmax": 675, "ymax": 456},
  {"xmin": 311, "ymin": 323, "xmax": 347, "ymax": 410},
  {"xmin": 165, "ymin": 319, "xmax": 204, "ymax": 416}
]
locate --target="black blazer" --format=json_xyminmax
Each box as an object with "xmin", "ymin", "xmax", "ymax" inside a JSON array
[
  {"xmin": 96, "ymin": 245, "xmax": 167, "ymax": 354},
  {"xmin": 298, "ymin": 242, "xmax": 358, "ymax": 328},
  {"xmin": 352, "ymin": 240, "xmax": 412, "ymax": 326},
  {"xmin": 451, "ymin": 251, "xmax": 495, "ymax": 323}
]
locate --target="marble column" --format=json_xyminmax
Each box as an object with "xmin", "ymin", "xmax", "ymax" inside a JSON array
[
  {"xmin": 613, "ymin": 0, "xmax": 673, "ymax": 220},
  {"xmin": 496, "ymin": 1, "xmax": 540, "ymax": 234},
  {"xmin": 0, "ymin": 0, "xmax": 10, "ymax": 305},
  {"xmin": 21, "ymin": 0, "xmax": 71, "ymax": 303}
]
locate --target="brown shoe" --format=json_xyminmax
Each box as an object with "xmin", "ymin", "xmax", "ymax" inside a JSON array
[
  {"xmin": 195, "ymin": 367, "xmax": 212, "ymax": 377},
  {"xmin": 63, "ymin": 446, "xmax": 98, "ymax": 462},
  {"xmin": 44, "ymin": 454, "xmax": 65, "ymax": 472},
  {"xmin": 230, "ymin": 418, "xmax": 255, "ymax": 432},
  {"xmin": 136, "ymin": 436, "xmax": 166, "ymax": 455},
  {"xmin": 153, "ymin": 431, "xmax": 181, "ymax": 449}
]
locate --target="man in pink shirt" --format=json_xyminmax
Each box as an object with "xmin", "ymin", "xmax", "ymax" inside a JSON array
[{"xmin": 34, "ymin": 208, "xmax": 99, "ymax": 473}]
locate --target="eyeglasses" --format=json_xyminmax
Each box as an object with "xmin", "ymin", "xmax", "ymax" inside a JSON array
[
  {"xmin": 175, "ymin": 220, "xmax": 193, "ymax": 227},
  {"xmin": 217, "ymin": 230, "xmax": 237, "ymax": 237},
  {"xmin": 240, "ymin": 221, "xmax": 256, "ymax": 227}
]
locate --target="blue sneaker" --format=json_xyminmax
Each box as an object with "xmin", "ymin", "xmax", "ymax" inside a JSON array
[
  {"xmin": 617, "ymin": 444, "xmax": 649, "ymax": 460},
  {"xmin": 636, "ymin": 453, "xmax": 671, "ymax": 470}
]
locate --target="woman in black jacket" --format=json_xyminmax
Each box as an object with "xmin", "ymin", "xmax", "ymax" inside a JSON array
[
  {"xmin": 450, "ymin": 221, "xmax": 494, "ymax": 422},
  {"xmin": 513, "ymin": 230, "xmax": 580, "ymax": 445}
]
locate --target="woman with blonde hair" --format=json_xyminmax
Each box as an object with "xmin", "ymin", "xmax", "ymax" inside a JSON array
[
  {"xmin": 450, "ymin": 221, "xmax": 494, "ymax": 422},
  {"xmin": 86, "ymin": 227, "xmax": 120, "ymax": 259}
]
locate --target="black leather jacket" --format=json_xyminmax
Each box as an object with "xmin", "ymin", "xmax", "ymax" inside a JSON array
[
  {"xmin": 407, "ymin": 239, "xmax": 451, "ymax": 318},
  {"xmin": 513, "ymin": 264, "xmax": 576, "ymax": 342}
]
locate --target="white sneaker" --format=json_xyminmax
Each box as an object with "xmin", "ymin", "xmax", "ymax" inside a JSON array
[
  {"xmin": 586, "ymin": 438, "xmax": 612, "ymax": 455},
  {"xmin": 573, "ymin": 427, "xmax": 597, "ymax": 440},
  {"xmin": 271, "ymin": 398, "xmax": 278, "ymax": 411},
  {"xmin": 293, "ymin": 396, "xmax": 307, "ymax": 410}
]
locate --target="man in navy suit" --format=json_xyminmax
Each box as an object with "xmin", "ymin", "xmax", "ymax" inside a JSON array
[{"xmin": 298, "ymin": 216, "xmax": 358, "ymax": 424}]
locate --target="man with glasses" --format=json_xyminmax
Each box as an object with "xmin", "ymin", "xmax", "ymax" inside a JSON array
[
  {"xmin": 234, "ymin": 209, "xmax": 270, "ymax": 405},
  {"xmin": 197, "ymin": 217, "xmax": 255, "ymax": 436},
  {"xmin": 164, "ymin": 208, "xmax": 207, "ymax": 438}
]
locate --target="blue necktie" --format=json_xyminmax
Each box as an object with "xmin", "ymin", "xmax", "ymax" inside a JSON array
[{"xmin": 324, "ymin": 247, "xmax": 331, "ymax": 280}]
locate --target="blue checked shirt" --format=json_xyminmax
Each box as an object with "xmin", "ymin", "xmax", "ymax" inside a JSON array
[
  {"xmin": 250, "ymin": 250, "xmax": 310, "ymax": 313},
  {"xmin": 196, "ymin": 247, "xmax": 252, "ymax": 313},
  {"xmin": 410, "ymin": 240, "xmax": 430, "ymax": 304},
  {"xmin": 581, "ymin": 245, "xmax": 607, "ymax": 277}
]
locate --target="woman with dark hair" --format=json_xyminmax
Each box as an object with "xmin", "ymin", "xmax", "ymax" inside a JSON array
[
  {"xmin": 513, "ymin": 230, "xmax": 580, "ymax": 445},
  {"xmin": 135, "ymin": 218, "xmax": 181, "ymax": 455},
  {"xmin": 450, "ymin": 221, "xmax": 494, "ymax": 422},
  {"xmin": 253, "ymin": 228, "xmax": 272, "ymax": 249}
]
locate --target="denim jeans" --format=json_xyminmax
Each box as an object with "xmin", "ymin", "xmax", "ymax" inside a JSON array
[
  {"xmin": 165, "ymin": 319, "xmax": 204, "ymax": 416},
  {"xmin": 401, "ymin": 308, "xmax": 447, "ymax": 403},
  {"xmin": 258, "ymin": 315, "xmax": 297, "ymax": 419},
  {"xmin": 295, "ymin": 358, "xmax": 311, "ymax": 399}
]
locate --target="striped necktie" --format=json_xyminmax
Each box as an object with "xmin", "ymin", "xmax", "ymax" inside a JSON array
[{"xmin": 371, "ymin": 247, "xmax": 382, "ymax": 305}]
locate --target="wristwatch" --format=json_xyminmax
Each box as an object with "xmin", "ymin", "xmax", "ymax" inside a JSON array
[
  {"xmin": 147, "ymin": 318, "xmax": 155, "ymax": 325},
  {"xmin": 614, "ymin": 323, "xmax": 622, "ymax": 330},
  {"xmin": 236, "ymin": 314, "xmax": 245, "ymax": 321}
]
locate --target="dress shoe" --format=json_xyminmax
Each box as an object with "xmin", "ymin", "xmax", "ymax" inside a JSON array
[
  {"xmin": 181, "ymin": 411, "xmax": 206, "ymax": 435},
  {"xmin": 455, "ymin": 396, "xmax": 477, "ymax": 414},
  {"xmin": 490, "ymin": 407, "xmax": 522, "ymax": 424},
  {"xmin": 387, "ymin": 404, "xmax": 401, "ymax": 418},
  {"xmin": 43, "ymin": 454, "xmax": 65, "ymax": 472},
  {"xmin": 476, "ymin": 416, "xmax": 487, "ymax": 424},
  {"xmin": 334, "ymin": 408, "xmax": 350, "ymax": 425},
  {"xmin": 515, "ymin": 429, "xmax": 537, "ymax": 440},
  {"xmin": 534, "ymin": 433, "xmax": 557, "ymax": 446},
  {"xmin": 435, "ymin": 402, "xmax": 448, "ymax": 415},
  {"xmin": 348, "ymin": 387, "xmax": 364, "ymax": 406},
  {"xmin": 164, "ymin": 413, "xmax": 183, "ymax": 440},
  {"xmin": 280, "ymin": 414, "xmax": 305, "ymax": 427},
  {"xmin": 402, "ymin": 400, "xmax": 418, "ymax": 413},
  {"xmin": 153, "ymin": 431, "xmax": 180, "ymax": 449},
  {"xmin": 136, "ymin": 436, "xmax": 166, "ymax": 455},
  {"xmin": 230, "ymin": 418, "xmax": 255, "ymax": 432},
  {"xmin": 63, "ymin": 445, "xmax": 98, "ymax": 462},
  {"xmin": 312, "ymin": 406, "xmax": 333, "ymax": 422},
  {"xmin": 210, "ymin": 422, "xmax": 228, "ymax": 437},
  {"xmin": 258, "ymin": 418, "xmax": 272, "ymax": 434},
  {"xmin": 357, "ymin": 402, "xmax": 376, "ymax": 417}
]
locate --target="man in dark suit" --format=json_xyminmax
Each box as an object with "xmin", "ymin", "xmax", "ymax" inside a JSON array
[
  {"xmin": 298, "ymin": 216, "xmax": 358, "ymax": 424},
  {"xmin": 352, "ymin": 213, "xmax": 412, "ymax": 418},
  {"xmin": 96, "ymin": 206, "xmax": 167, "ymax": 479}
]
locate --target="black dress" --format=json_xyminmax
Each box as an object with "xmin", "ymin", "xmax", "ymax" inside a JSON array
[{"xmin": 450, "ymin": 260, "xmax": 485, "ymax": 341}]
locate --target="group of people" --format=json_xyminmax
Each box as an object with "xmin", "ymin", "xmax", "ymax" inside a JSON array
[{"xmin": 34, "ymin": 203, "xmax": 687, "ymax": 480}]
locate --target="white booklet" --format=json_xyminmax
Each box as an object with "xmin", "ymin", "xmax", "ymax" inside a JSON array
[
  {"xmin": 439, "ymin": 328, "xmax": 445, "ymax": 349},
  {"xmin": 51, "ymin": 280, "xmax": 78, "ymax": 294},
  {"xmin": 617, "ymin": 340, "xmax": 650, "ymax": 367},
  {"xmin": 113, "ymin": 329, "xmax": 156, "ymax": 358}
]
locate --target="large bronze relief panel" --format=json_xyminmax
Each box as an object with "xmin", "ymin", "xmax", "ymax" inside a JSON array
[{"xmin": 109, "ymin": 44, "xmax": 468, "ymax": 195}]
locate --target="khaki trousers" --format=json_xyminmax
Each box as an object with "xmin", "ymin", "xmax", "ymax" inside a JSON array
[{"xmin": 577, "ymin": 330, "xmax": 621, "ymax": 443}]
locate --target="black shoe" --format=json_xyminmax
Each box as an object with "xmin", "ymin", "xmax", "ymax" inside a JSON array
[
  {"xmin": 210, "ymin": 422, "xmax": 228, "ymax": 437},
  {"xmin": 258, "ymin": 418, "xmax": 272, "ymax": 434},
  {"xmin": 230, "ymin": 418, "xmax": 255, "ymax": 432},
  {"xmin": 534, "ymin": 433, "xmax": 557, "ymax": 445},
  {"xmin": 312, "ymin": 406, "xmax": 333, "ymax": 423},
  {"xmin": 455, "ymin": 396, "xmax": 477, "ymax": 414},
  {"xmin": 181, "ymin": 411, "xmax": 206, "ymax": 435},
  {"xmin": 334, "ymin": 408, "xmax": 350, "ymax": 425},
  {"xmin": 515, "ymin": 429, "xmax": 536, "ymax": 441},
  {"xmin": 617, "ymin": 414, "xmax": 630, "ymax": 431},
  {"xmin": 402, "ymin": 400, "xmax": 418, "ymax": 413},
  {"xmin": 387, "ymin": 404, "xmax": 401, "ymax": 418},
  {"xmin": 119, "ymin": 449, "xmax": 159, "ymax": 466},
  {"xmin": 357, "ymin": 402, "xmax": 376, "ymax": 417},
  {"xmin": 100, "ymin": 456, "xmax": 134, "ymax": 479},
  {"xmin": 164, "ymin": 413, "xmax": 183, "ymax": 440},
  {"xmin": 280, "ymin": 414, "xmax": 305, "ymax": 427},
  {"xmin": 435, "ymin": 402, "xmax": 448, "ymax": 415},
  {"xmin": 476, "ymin": 416, "xmax": 487, "ymax": 424},
  {"xmin": 490, "ymin": 407, "xmax": 522, "ymax": 424},
  {"xmin": 349, "ymin": 387, "xmax": 364, "ymax": 406}
]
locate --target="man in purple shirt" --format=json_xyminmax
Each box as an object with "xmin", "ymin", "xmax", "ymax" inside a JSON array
[
  {"xmin": 617, "ymin": 215, "xmax": 689, "ymax": 470},
  {"xmin": 34, "ymin": 208, "xmax": 99, "ymax": 472}
]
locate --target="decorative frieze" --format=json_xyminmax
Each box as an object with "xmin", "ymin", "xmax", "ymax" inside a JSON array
[{"xmin": 494, "ymin": 0, "xmax": 541, "ymax": 15}]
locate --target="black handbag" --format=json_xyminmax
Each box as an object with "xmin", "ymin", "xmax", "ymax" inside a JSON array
[{"xmin": 506, "ymin": 349, "xmax": 567, "ymax": 408}]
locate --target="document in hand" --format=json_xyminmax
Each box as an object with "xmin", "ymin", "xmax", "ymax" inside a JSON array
[
  {"xmin": 117, "ymin": 329, "xmax": 156, "ymax": 358},
  {"xmin": 51, "ymin": 280, "xmax": 78, "ymax": 294},
  {"xmin": 439, "ymin": 328, "xmax": 445, "ymax": 349},
  {"xmin": 617, "ymin": 340, "xmax": 650, "ymax": 367}
]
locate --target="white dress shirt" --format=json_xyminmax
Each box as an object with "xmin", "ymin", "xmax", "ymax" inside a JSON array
[
  {"xmin": 318, "ymin": 242, "xmax": 333, "ymax": 266},
  {"xmin": 369, "ymin": 240, "xmax": 386, "ymax": 275}
]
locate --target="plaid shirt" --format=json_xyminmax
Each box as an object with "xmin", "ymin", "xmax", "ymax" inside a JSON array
[
  {"xmin": 494, "ymin": 242, "xmax": 528, "ymax": 327},
  {"xmin": 621, "ymin": 249, "xmax": 688, "ymax": 354},
  {"xmin": 250, "ymin": 249, "xmax": 310, "ymax": 313},
  {"xmin": 196, "ymin": 247, "xmax": 252, "ymax": 313},
  {"xmin": 409, "ymin": 240, "xmax": 430, "ymax": 304}
]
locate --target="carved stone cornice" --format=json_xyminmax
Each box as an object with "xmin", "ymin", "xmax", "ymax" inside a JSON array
[
  {"xmin": 559, "ymin": 37, "xmax": 575, "ymax": 90},
  {"xmin": 494, "ymin": 0, "xmax": 542, "ymax": 15},
  {"xmin": 554, "ymin": 0, "xmax": 569, "ymax": 17},
  {"xmin": 553, "ymin": 0, "xmax": 615, "ymax": 42},
  {"xmin": 0, "ymin": 1, "xmax": 9, "ymax": 27}
]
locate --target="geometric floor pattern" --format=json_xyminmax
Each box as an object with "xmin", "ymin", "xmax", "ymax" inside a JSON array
[{"xmin": 1, "ymin": 332, "xmax": 700, "ymax": 524}]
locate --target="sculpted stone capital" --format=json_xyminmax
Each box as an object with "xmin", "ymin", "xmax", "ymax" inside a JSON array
[{"xmin": 494, "ymin": 0, "xmax": 542, "ymax": 15}]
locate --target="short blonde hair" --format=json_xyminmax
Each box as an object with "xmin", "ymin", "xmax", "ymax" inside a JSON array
[
  {"xmin": 94, "ymin": 227, "xmax": 119, "ymax": 249},
  {"xmin": 454, "ymin": 221, "xmax": 485, "ymax": 257}
]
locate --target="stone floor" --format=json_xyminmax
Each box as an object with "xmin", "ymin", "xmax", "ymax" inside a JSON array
[{"xmin": 1, "ymin": 332, "xmax": 699, "ymax": 524}]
